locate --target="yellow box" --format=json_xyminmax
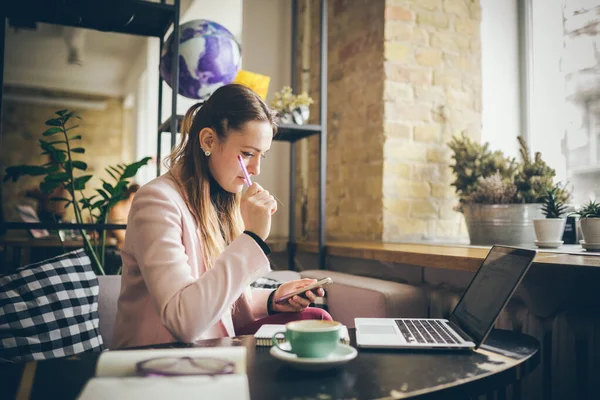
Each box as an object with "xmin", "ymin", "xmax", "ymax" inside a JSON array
[{"xmin": 233, "ymin": 70, "xmax": 271, "ymax": 100}]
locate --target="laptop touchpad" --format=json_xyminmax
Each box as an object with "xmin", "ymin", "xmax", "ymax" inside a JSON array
[{"xmin": 359, "ymin": 325, "xmax": 397, "ymax": 334}]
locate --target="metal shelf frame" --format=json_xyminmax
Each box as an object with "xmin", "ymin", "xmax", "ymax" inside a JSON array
[{"xmin": 0, "ymin": 0, "xmax": 181, "ymax": 235}]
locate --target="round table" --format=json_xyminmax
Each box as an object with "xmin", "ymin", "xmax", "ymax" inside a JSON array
[
  {"xmin": 248, "ymin": 328, "xmax": 539, "ymax": 399},
  {"xmin": 2, "ymin": 328, "xmax": 539, "ymax": 400}
]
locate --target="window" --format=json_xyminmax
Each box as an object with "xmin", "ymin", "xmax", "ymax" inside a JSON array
[{"xmin": 528, "ymin": 0, "xmax": 600, "ymax": 204}]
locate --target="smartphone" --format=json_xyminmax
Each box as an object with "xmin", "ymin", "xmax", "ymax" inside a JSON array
[{"xmin": 273, "ymin": 277, "xmax": 333, "ymax": 305}]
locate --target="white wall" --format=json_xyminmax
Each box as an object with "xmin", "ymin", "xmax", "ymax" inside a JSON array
[
  {"xmin": 4, "ymin": 24, "xmax": 145, "ymax": 96},
  {"xmin": 242, "ymin": 0, "xmax": 292, "ymax": 237},
  {"xmin": 480, "ymin": 0, "xmax": 521, "ymax": 159}
]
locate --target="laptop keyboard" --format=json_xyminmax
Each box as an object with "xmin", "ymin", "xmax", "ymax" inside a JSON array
[{"xmin": 395, "ymin": 319, "xmax": 461, "ymax": 344}]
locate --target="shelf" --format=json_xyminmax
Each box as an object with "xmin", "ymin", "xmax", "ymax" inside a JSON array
[
  {"xmin": 5, "ymin": 0, "xmax": 176, "ymax": 37},
  {"xmin": 275, "ymin": 124, "xmax": 322, "ymax": 142},
  {"xmin": 292, "ymin": 241, "xmax": 600, "ymax": 270},
  {"xmin": 158, "ymin": 114, "xmax": 322, "ymax": 142}
]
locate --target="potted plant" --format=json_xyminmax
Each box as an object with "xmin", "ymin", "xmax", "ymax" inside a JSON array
[
  {"xmin": 449, "ymin": 134, "xmax": 556, "ymax": 246},
  {"xmin": 3, "ymin": 109, "xmax": 150, "ymax": 275},
  {"xmin": 270, "ymin": 86, "xmax": 314, "ymax": 125},
  {"xmin": 532, "ymin": 184, "xmax": 570, "ymax": 248},
  {"xmin": 571, "ymin": 200, "xmax": 600, "ymax": 250}
]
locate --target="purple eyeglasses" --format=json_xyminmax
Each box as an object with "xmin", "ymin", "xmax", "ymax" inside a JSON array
[{"xmin": 135, "ymin": 356, "xmax": 235, "ymax": 377}]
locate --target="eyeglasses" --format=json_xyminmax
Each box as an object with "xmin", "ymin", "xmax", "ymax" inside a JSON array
[{"xmin": 135, "ymin": 356, "xmax": 235, "ymax": 377}]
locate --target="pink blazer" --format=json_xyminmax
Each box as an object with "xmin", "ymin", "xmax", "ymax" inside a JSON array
[{"xmin": 111, "ymin": 173, "xmax": 272, "ymax": 349}]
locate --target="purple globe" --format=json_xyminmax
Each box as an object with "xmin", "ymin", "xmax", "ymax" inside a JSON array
[{"xmin": 160, "ymin": 19, "xmax": 241, "ymax": 100}]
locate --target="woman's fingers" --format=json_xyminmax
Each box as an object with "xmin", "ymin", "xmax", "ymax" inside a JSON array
[
  {"xmin": 266, "ymin": 199, "xmax": 277, "ymax": 215},
  {"xmin": 244, "ymin": 182, "xmax": 263, "ymax": 197},
  {"xmin": 254, "ymin": 191, "xmax": 271, "ymax": 204},
  {"xmin": 303, "ymin": 289, "xmax": 317, "ymax": 303},
  {"xmin": 288, "ymin": 295, "xmax": 311, "ymax": 309}
]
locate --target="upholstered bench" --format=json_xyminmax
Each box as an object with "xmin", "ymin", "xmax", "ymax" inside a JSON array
[
  {"xmin": 97, "ymin": 270, "xmax": 429, "ymax": 345},
  {"xmin": 97, "ymin": 275, "xmax": 122, "ymax": 349},
  {"xmin": 300, "ymin": 269, "xmax": 428, "ymax": 328}
]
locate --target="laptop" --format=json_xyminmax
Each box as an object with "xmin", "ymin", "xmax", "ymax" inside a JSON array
[{"xmin": 355, "ymin": 245, "xmax": 536, "ymax": 350}]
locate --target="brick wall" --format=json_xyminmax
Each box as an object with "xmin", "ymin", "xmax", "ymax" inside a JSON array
[
  {"xmin": 1, "ymin": 86, "xmax": 134, "ymax": 223},
  {"xmin": 297, "ymin": 0, "xmax": 481, "ymax": 242},
  {"xmin": 295, "ymin": 0, "xmax": 386, "ymax": 241},
  {"xmin": 382, "ymin": 0, "xmax": 480, "ymax": 241}
]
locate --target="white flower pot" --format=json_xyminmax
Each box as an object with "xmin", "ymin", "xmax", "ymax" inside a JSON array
[
  {"xmin": 580, "ymin": 218, "xmax": 600, "ymax": 244},
  {"xmin": 533, "ymin": 218, "xmax": 566, "ymax": 243}
]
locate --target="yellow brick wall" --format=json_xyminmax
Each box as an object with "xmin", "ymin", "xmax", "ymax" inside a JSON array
[
  {"xmin": 297, "ymin": 0, "xmax": 481, "ymax": 243},
  {"xmin": 1, "ymin": 86, "xmax": 134, "ymax": 223},
  {"xmin": 382, "ymin": 0, "xmax": 480, "ymax": 241}
]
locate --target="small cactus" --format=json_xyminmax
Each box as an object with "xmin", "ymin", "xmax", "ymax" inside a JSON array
[
  {"xmin": 541, "ymin": 184, "xmax": 570, "ymax": 218},
  {"xmin": 572, "ymin": 200, "xmax": 600, "ymax": 219}
]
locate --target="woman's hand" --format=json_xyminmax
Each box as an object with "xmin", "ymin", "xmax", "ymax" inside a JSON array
[
  {"xmin": 271, "ymin": 279, "xmax": 325, "ymax": 313},
  {"xmin": 240, "ymin": 183, "xmax": 277, "ymax": 240}
]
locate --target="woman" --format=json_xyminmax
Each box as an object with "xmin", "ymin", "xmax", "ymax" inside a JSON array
[{"xmin": 112, "ymin": 84, "xmax": 331, "ymax": 349}]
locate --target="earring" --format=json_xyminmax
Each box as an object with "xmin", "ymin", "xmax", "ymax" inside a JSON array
[{"xmin": 204, "ymin": 150, "xmax": 211, "ymax": 156}]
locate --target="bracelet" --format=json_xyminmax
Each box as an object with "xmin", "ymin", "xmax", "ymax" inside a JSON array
[
  {"xmin": 243, "ymin": 231, "xmax": 271, "ymax": 256},
  {"xmin": 267, "ymin": 290, "xmax": 276, "ymax": 315}
]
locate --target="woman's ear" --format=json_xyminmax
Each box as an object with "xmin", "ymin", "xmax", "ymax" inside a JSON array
[{"xmin": 199, "ymin": 127, "xmax": 216, "ymax": 153}]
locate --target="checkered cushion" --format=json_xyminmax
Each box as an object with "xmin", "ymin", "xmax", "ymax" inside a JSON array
[
  {"xmin": 0, "ymin": 249, "xmax": 104, "ymax": 362},
  {"xmin": 250, "ymin": 276, "xmax": 281, "ymax": 289}
]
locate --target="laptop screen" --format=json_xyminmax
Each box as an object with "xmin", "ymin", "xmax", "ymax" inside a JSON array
[{"xmin": 449, "ymin": 246, "xmax": 536, "ymax": 346}]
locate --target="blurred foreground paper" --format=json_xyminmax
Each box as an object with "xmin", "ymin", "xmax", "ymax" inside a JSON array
[
  {"xmin": 233, "ymin": 70, "xmax": 270, "ymax": 100},
  {"xmin": 77, "ymin": 347, "xmax": 249, "ymax": 400}
]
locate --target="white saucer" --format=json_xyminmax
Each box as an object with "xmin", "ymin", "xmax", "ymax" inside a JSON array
[
  {"xmin": 269, "ymin": 342, "xmax": 358, "ymax": 371},
  {"xmin": 580, "ymin": 240, "xmax": 600, "ymax": 251},
  {"xmin": 535, "ymin": 240, "xmax": 563, "ymax": 249}
]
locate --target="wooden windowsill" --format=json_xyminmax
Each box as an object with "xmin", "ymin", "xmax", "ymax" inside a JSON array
[{"xmin": 291, "ymin": 241, "xmax": 600, "ymax": 272}]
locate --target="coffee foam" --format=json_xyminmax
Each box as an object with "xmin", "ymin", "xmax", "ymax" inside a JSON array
[{"xmin": 286, "ymin": 320, "xmax": 341, "ymax": 332}]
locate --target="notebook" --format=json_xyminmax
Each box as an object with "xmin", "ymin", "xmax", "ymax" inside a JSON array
[
  {"xmin": 77, "ymin": 347, "xmax": 249, "ymax": 400},
  {"xmin": 254, "ymin": 324, "xmax": 350, "ymax": 347}
]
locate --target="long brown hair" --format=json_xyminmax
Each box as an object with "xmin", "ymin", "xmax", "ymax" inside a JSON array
[{"xmin": 167, "ymin": 84, "xmax": 276, "ymax": 268}]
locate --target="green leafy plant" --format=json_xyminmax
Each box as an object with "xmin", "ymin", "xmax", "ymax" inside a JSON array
[
  {"xmin": 571, "ymin": 200, "xmax": 600, "ymax": 219},
  {"xmin": 448, "ymin": 132, "xmax": 517, "ymax": 204},
  {"xmin": 514, "ymin": 136, "xmax": 557, "ymax": 203},
  {"xmin": 3, "ymin": 109, "xmax": 150, "ymax": 275},
  {"xmin": 449, "ymin": 134, "xmax": 563, "ymax": 208},
  {"xmin": 541, "ymin": 184, "xmax": 570, "ymax": 218}
]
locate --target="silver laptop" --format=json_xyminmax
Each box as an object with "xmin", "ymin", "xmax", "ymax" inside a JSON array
[{"xmin": 355, "ymin": 245, "xmax": 537, "ymax": 350}]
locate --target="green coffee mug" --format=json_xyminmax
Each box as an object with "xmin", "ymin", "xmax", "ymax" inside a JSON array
[{"xmin": 272, "ymin": 320, "xmax": 341, "ymax": 358}]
